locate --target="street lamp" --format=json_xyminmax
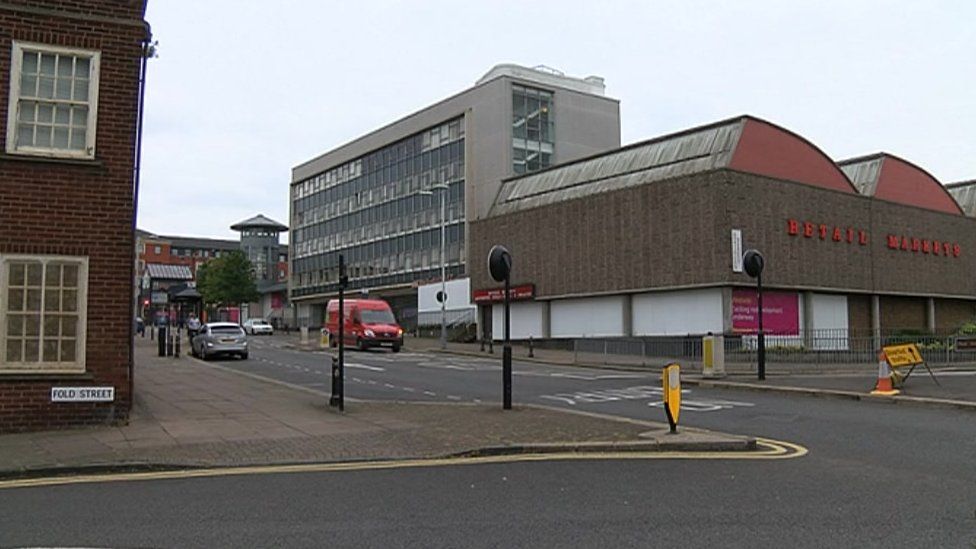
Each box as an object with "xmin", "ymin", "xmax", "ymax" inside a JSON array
[{"xmin": 420, "ymin": 183, "xmax": 450, "ymax": 349}]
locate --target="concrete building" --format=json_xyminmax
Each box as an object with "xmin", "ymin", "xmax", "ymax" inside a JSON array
[
  {"xmin": 0, "ymin": 1, "xmax": 151, "ymax": 433},
  {"xmin": 290, "ymin": 64, "xmax": 621, "ymax": 329},
  {"xmin": 468, "ymin": 115, "xmax": 976, "ymax": 351},
  {"xmin": 230, "ymin": 214, "xmax": 291, "ymax": 326}
]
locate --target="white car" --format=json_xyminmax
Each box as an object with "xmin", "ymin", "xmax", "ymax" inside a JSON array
[{"xmin": 242, "ymin": 318, "xmax": 274, "ymax": 335}]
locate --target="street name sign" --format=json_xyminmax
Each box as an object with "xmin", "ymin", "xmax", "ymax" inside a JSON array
[{"xmin": 51, "ymin": 386, "xmax": 115, "ymax": 402}]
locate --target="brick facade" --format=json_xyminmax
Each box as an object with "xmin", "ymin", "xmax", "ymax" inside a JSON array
[
  {"xmin": 0, "ymin": 1, "xmax": 149, "ymax": 433},
  {"xmin": 469, "ymin": 169, "xmax": 976, "ymax": 332}
]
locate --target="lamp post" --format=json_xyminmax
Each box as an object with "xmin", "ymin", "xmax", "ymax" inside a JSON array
[{"xmin": 421, "ymin": 183, "xmax": 450, "ymax": 349}]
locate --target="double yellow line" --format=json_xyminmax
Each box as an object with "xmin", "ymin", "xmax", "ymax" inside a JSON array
[{"xmin": 0, "ymin": 437, "xmax": 806, "ymax": 491}]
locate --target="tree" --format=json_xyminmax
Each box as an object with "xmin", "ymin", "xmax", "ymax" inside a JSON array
[{"xmin": 196, "ymin": 250, "xmax": 259, "ymax": 308}]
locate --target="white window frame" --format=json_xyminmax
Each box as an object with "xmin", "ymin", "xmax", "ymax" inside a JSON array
[
  {"xmin": 5, "ymin": 41, "xmax": 101, "ymax": 160},
  {"xmin": 0, "ymin": 255, "xmax": 89, "ymax": 374}
]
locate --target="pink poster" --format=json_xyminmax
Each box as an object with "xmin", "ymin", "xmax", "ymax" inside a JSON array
[{"xmin": 731, "ymin": 289, "xmax": 799, "ymax": 335}]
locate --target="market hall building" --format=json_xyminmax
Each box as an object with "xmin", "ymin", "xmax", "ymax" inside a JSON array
[{"xmin": 468, "ymin": 115, "xmax": 976, "ymax": 350}]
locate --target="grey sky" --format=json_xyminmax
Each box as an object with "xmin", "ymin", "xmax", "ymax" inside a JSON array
[{"xmin": 138, "ymin": 1, "xmax": 974, "ymax": 241}]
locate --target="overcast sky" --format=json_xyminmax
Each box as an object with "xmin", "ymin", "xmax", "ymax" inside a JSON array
[{"xmin": 138, "ymin": 1, "xmax": 974, "ymax": 241}]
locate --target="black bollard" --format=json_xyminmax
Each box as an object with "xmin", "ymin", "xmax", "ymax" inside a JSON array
[
  {"xmin": 157, "ymin": 325, "xmax": 166, "ymax": 357},
  {"xmin": 488, "ymin": 338, "xmax": 494, "ymax": 354},
  {"xmin": 528, "ymin": 336, "xmax": 534, "ymax": 358},
  {"xmin": 329, "ymin": 355, "xmax": 340, "ymax": 407},
  {"xmin": 174, "ymin": 328, "xmax": 181, "ymax": 358}
]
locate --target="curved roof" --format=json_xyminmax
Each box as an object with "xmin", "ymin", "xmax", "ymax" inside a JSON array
[
  {"xmin": 230, "ymin": 214, "xmax": 289, "ymax": 232},
  {"xmin": 839, "ymin": 153, "xmax": 963, "ymax": 215},
  {"xmin": 489, "ymin": 115, "xmax": 857, "ymax": 217}
]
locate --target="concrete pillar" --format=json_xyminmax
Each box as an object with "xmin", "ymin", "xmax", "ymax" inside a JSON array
[
  {"xmin": 871, "ymin": 295, "xmax": 881, "ymax": 352},
  {"xmin": 721, "ymin": 287, "xmax": 733, "ymax": 334},
  {"xmin": 926, "ymin": 297, "xmax": 936, "ymax": 333},
  {"xmin": 802, "ymin": 291, "xmax": 815, "ymax": 349},
  {"xmin": 541, "ymin": 301, "xmax": 551, "ymax": 339},
  {"xmin": 622, "ymin": 294, "xmax": 633, "ymax": 337}
]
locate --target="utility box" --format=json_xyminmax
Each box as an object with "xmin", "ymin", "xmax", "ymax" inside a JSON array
[{"xmin": 702, "ymin": 334, "xmax": 726, "ymax": 378}]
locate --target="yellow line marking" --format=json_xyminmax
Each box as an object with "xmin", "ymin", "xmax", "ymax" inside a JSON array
[{"xmin": 0, "ymin": 437, "xmax": 806, "ymax": 491}]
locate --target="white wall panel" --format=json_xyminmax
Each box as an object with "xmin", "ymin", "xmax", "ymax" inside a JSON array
[
  {"xmin": 492, "ymin": 302, "xmax": 545, "ymax": 339},
  {"xmin": 550, "ymin": 296, "xmax": 626, "ymax": 338},
  {"xmin": 418, "ymin": 278, "xmax": 472, "ymax": 313},
  {"xmin": 632, "ymin": 288, "xmax": 724, "ymax": 336},
  {"xmin": 811, "ymin": 293, "xmax": 849, "ymax": 350}
]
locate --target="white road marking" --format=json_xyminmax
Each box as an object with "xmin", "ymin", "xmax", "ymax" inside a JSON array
[
  {"xmin": 346, "ymin": 362, "xmax": 386, "ymax": 372},
  {"xmin": 384, "ymin": 383, "xmax": 396, "ymax": 389},
  {"xmin": 447, "ymin": 395, "xmax": 462, "ymax": 401},
  {"xmin": 538, "ymin": 385, "xmax": 690, "ymax": 406},
  {"xmin": 423, "ymin": 391, "xmax": 437, "ymax": 396},
  {"xmin": 367, "ymin": 380, "xmax": 377, "ymax": 385},
  {"xmin": 417, "ymin": 362, "xmax": 475, "ymax": 370},
  {"xmin": 402, "ymin": 387, "xmax": 415, "ymax": 392}
]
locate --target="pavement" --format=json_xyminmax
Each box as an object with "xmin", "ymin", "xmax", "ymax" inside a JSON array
[{"xmin": 0, "ymin": 335, "xmax": 754, "ymax": 480}]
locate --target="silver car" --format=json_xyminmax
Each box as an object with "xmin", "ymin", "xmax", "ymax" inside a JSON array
[{"xmin": 191, "ymin": 322, "xmax": 248, "ymax": 360}]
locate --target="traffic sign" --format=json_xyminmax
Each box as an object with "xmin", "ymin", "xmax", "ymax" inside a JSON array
[{"xmin": 882, "ymin": 343, "xmax": 923, "ymax": 367}]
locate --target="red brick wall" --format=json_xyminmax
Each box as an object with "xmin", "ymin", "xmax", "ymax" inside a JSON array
[{"xmin": 0, "ymin": 2, "xmax": 149, "ymax": 433}]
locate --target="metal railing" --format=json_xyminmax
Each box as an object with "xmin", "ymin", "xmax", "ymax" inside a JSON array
[{"xmin": 520, "ymin": 328, "xmax": 976, "ymax": 369}]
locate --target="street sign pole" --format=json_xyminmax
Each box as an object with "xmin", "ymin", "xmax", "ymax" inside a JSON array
[
  {"xmin": 743, "ymin": 249, "xmax": 766, "ymax": 381},
  {"xmin": 488, "ymin": 245, "xmax": 513, "ymax": 410}
]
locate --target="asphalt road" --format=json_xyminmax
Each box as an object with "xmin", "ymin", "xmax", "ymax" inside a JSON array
[{"xmin": 1, "ymin": 337, "xmax": 974, "ymax": 547}]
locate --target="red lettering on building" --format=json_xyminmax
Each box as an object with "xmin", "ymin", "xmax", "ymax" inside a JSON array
[
  {"xmin": 886, "ymin": 235, "xmax": 899, "ymax": 249},
  {"xmin": 832, "ymin": 227, "xmax": 842, "ymax": 242},
  {"xmin": 787, "ymin": 219, "xmax": 799, "ymax": 235},
  {"xmin": 847, "ymin": 228, "xmax": 855, "ymax": 243},
  {"xmin": 858, "ymin": 231, "xmax": 868, "ymax": 245},
  {"xmin": 933, "ymin": 240, "xmax": 941, "ymax": 255},
  {"xmin": 912, "ymin": 238, "xmax": 920, "ymax": 252},
  {"xmin": 954, "ymin": 244, "xmax": 962, "ymax": 257},
  {"xmin": 922, "ymin": 240, "xmax": 930, "ymax": 253},
  {"xmin": 803, "ymin": 222, "xmax": 814, "ymax": 238},
  {"xmin": 901, "ymin": 236, "xmax": 909, "ymax": 251},
  {"xmin": 818, "ymin": 224, "xmax": 828, "ymax": 239},
  {"xmin": 944, "ymin": 242, "xmax": 953, "ymax": 256}
]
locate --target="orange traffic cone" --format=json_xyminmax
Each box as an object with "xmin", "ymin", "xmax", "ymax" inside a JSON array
[{"xmin": 870, "ymin": 351, "xmax": 900, "ymax": 396}]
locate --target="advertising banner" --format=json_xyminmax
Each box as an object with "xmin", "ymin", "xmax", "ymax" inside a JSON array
[{"xmin": 731, "ymin": 289, "xmax": 799, "ymax": 335}]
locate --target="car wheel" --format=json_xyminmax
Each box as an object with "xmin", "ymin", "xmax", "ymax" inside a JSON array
[
  {"xmin": 240, "ymin": 352, "xmax": 249, "ymax": 360},
  {"xmin": 200, "ymin": 346, "xmax": 208, "ymax": 361}
]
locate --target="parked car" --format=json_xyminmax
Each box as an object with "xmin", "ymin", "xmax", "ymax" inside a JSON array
[
  {"xmin": 191, "ymin": 322, "xmax": 248, "ymax": 360},
  {"xmin": 242, "ymin": 318, "xmax": 274, "ymax": 335},
  {"xmin": 326, "ymin": 299, "xmax": 403, "ymax": 352}
]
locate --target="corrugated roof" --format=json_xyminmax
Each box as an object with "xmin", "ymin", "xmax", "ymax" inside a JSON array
[
  {"xmin": 947, "ymin": 180, "xmax": 976, "ymax": 217},
  {"xmin": 146, "ymin": 263, "xmax": 193, "ymax": 280},
  {"xmin": 160, "ymin": 235, "xmax": 240, "ymax": 250},
  {"xmin": 839, "ymin": 153, "xmax": 963, "ymax": 215},
  {"xmin": 490, "ymin": 115, "xmax": 859, "ymax": 217},
  {"xmin": 491, "ymin": 118, "xmax": 744, "ymax": 216}
]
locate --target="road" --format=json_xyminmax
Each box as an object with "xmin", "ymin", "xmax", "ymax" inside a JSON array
[{"xmin": 1, "ymin": 337, "xmax": 973, "ymax": 547}]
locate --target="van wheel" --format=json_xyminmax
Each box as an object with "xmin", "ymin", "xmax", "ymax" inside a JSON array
[
  {"xmin": 356, "ymin": 337, "xmax": 366, "ymax": 351},
  {"xmin": 329, "ymin": 335, "xmax": 337, "ymax": 348},
  {"xmin": 392, "ymin": 344, "xmax": 401, "ymax": 353}
]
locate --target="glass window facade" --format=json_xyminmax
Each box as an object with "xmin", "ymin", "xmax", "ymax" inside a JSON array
[
  {"xmin": 512, "ymin": 84, "xmax": 554, "ymax": 174},
  {"xmin": 291, "ymin": 117, "xmax": 465, "ymax": 297}
]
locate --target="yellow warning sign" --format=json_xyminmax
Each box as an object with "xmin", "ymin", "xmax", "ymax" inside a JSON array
[
  {"xmin": 662, "ymin": 363, "xmax": 681, "ymax": 432},
  {"xmin": 882, "ymin": 343, "xmax": 924, "ymax": 367}
]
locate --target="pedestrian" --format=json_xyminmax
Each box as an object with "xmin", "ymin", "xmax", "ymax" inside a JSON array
[{"xmin": 187, "ymin": 313, "xmax": 202, "ymax": 339}]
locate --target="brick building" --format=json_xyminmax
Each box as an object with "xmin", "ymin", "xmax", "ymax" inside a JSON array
[
  {"xmin": 469, "ymin": 115, "xmax": 976, "ymax": 351},
  {"xmin": 0, "ymin": 1, "xmax": 151, "ymax": 433}
]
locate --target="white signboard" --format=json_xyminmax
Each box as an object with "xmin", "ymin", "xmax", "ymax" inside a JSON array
[
  {"xmin": 51, "ymin": 386, "xmax": 115, "ymax": 402},
  {"xmin": 731, "ymin": 229, "xmax": 743, "ymax": 273}
]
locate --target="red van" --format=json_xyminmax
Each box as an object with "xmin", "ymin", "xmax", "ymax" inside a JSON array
[{"xmin": 326, "ymin": 299, "xmax": 404, "ymax": 352}]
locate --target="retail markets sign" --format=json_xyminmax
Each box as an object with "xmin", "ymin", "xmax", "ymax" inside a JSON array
[
  {"xmin": 787, "ymin": 219, "xmax": 868, "ymax": 245},
  {"xmin": 473, "ymin": 284, "xmax": 535, "ymax": 303},
  {"xmin": 885, "ymin": 234, "xmax": 961, "ymax": 258},
  {"xmin": 51, "ymin": 386, "xmax": 115, "ymax": 402},
  {"xmin": 786, "ymin": 219, "xmax": 962, "ymax": 258}
]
